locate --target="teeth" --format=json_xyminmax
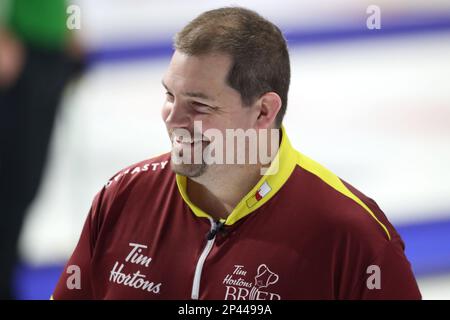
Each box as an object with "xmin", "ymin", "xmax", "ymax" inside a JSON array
[{"xmin": 173, "ymin": 137, "xmax": 206, "ymax": 144}]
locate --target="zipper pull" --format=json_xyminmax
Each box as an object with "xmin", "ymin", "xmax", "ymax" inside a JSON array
[{"xmin": 206, "ymin": 220, "xmax": 225, "ymax": 240}]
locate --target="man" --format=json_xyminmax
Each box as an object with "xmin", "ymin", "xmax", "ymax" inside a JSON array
[{"xmin": 53, "ymin": 7, "xmax": 421, "ymax": 299}]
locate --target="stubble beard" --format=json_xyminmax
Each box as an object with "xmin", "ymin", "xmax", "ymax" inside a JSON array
[
  {"xmin": 170, "ymin": 160, "xmax": 208, "ymax": 178},
  {"xmin": 169, "ymin": 141, "xmax": 209, "ymax": 178}
]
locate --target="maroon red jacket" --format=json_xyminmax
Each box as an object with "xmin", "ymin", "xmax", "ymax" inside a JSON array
[{"xmin": 53, "ymin": 129, "xmax": 421, "ymax": 299}]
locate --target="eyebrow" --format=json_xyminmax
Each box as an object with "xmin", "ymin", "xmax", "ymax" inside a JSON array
[{"xmin": 162, "ymin": 80, "xmax": 214, "ymax": 101}]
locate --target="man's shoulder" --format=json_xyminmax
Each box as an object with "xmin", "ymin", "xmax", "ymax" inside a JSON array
[
  {"xmin": 287, "ymin": 152, "xmax": 398, "ymax": 245},
  {"xmin": 97, "ymin": 152, "xmax": 173, "ymax": 202}
]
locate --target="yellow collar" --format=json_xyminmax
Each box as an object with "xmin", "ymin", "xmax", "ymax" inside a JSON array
[{"xmin": 175, "ymin": 126, "xmax": 298, "ymax": 226}]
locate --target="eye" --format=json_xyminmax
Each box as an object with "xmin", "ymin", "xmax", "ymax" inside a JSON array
[
  {"xmin": 192, "ymin": 101, "xmax": 207, "ymax": 107},
  {"xmin": 165, "ymin": 92, "xmax": 174, "ymax": 102},
  {"xmin": 191, "ymin": 101, "xmax": 212, "ymax": 112}
]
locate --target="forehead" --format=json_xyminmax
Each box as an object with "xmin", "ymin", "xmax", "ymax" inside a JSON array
[{"xmin": 163, "ymin": 51, "xmax": 232, "ymax": 92}]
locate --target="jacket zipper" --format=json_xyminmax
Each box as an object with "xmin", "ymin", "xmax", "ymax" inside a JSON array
[{"xmin": 191, "ymin": 218, "xmax": 216, "ymax": 300}]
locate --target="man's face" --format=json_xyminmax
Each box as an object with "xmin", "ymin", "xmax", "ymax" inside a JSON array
[{"xmin": 161, "ymin": 51, "xmax": 257, "ymax": 177}]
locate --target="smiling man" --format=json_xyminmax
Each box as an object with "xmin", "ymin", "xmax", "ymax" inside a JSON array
[{"xmin": 53, "ymin": 7, "xmax": 421, "ymax": 300}]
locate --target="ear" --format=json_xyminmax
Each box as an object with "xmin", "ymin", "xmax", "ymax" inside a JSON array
[{"xmin": 255, "ymin": 92, "xmax": 282, "ymax": 129}]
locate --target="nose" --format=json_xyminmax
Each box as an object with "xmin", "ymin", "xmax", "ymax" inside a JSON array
[{"xmin": 162, "ymin": 100, "xmax": 191, "ymax": 128}]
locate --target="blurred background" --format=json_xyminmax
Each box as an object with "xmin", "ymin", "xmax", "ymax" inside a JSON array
[{"xmin": 0, "ymin": 0, "xmax": 449, "ymax": 299}]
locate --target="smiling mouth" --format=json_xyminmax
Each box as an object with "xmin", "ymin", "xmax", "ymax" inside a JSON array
[{"xmin": 172, "ymin": 136, "xmax": 210, "ymax": 145}]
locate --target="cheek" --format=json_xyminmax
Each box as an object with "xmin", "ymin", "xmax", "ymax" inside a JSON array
[
  {"xmin": 239, "ymin": 107, "xmax": 257, "ymax": 127},
  {"xmin": 224, "ymin": 110, "xmax": 251, "ymax": 129}
]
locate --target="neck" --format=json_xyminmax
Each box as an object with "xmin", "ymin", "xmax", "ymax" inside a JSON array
[{"xmin": 187, "ymin": 164, "xmax": 263, "ymax": 220}]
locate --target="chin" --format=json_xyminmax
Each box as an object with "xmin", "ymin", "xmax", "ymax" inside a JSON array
[{"xmin": 170, "ymin": 162, "xmax": 208, "ymax": 178}]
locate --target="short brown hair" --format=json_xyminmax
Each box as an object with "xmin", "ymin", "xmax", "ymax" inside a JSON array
[{"xmin": 174, "ymin": 7, "xmax": 290, "ymax": 127}]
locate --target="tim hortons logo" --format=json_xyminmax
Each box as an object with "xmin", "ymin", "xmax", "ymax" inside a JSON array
[{"xmin": 223, "ymin": 264, "xmax": 281, "ymax": 300}]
